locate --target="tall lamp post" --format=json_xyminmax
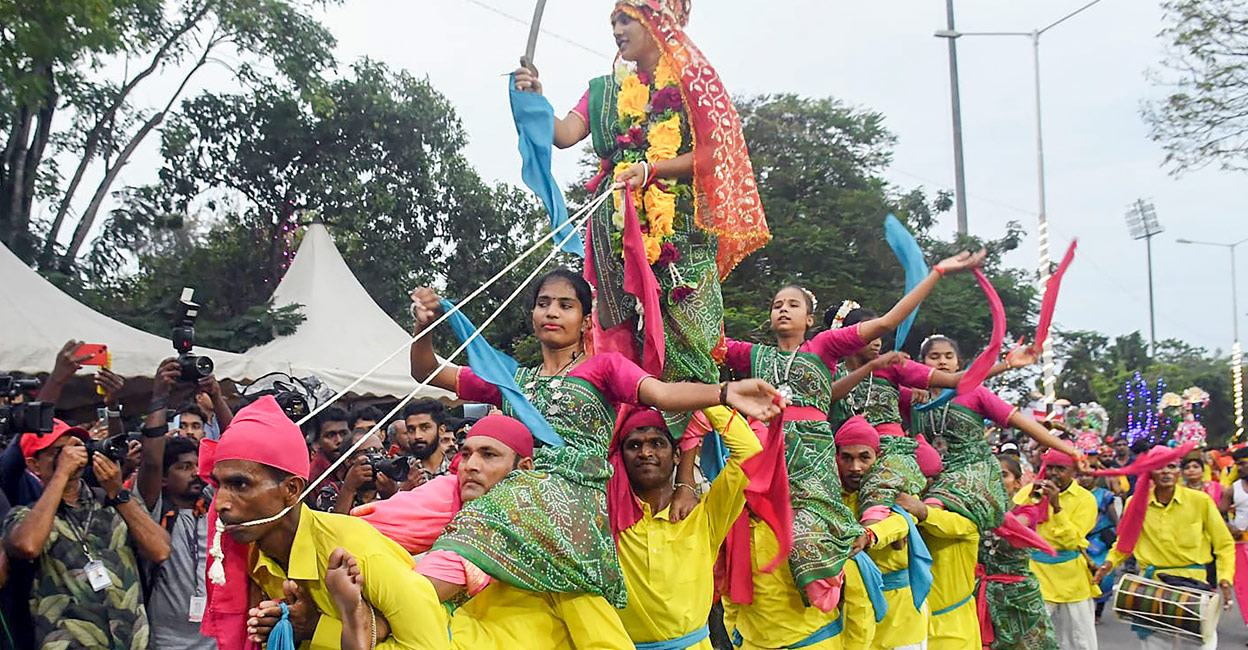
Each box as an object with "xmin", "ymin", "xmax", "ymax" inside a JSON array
[
  {"xmin": 1176, "ymin": 235, "xmax": 1248, "ymax": 442},
  {"xmin": 934, "ymin": 0, "xmax": 1108, "ymax": 407},
  {"xmin": 1125, "ymin": 200, "xmax": 1163, "ymax": 356}
]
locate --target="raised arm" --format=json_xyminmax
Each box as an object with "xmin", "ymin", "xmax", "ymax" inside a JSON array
[
  {"xmin": 513, "ymin": 66, "xmax": 590, "ymax": 150},
  {"xmin": 831, "ymin": 352, "xmax": 904, "ymax": 401},
  {"xmin": 637, "ymin": 378, "xmax": 783, "ymax": 423},
  {"xmin": 5, "ymin": 448, "xmax": 84, "ymax": 561},
  {"xmin": 857, "ymin": 249, "xmax": 987, "ymax": 343},
  {"xmin": 1008, "ymin": 411, "xmax": 1079, "ymax": 459},
  {"xmin": 138, "ymin": 358, "xmax": 179, "ymax": 509},
  {"xmin": 409, "ymin": 288, "xmax": 460, "ymax": 393}
]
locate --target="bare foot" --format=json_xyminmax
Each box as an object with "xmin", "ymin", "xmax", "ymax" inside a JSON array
[{"xmin": 326, "ymin": 547, "xmax": 371, "ymax": 650}]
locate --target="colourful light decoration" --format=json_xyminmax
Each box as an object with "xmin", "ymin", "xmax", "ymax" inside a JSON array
[
  {"xmin": 1120, "ymin": 371, "xmax": 1167, "ymax": 447},
  {"xmin": 1234, "ymin": 341, "xmax": 1244, "ymax": 442}
]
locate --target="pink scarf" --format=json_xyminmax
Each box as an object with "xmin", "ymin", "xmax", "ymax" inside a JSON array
[
  {"xmin": 957, "ymin": 269, "xmax": 1005, "ymax": 395},
  {"xmin": 1033, "ymin": 241, "xmax": 1077, "ymax": 351},
  {"xmin": 1093, "ymin": 442, "xmax": 1197, "ymax": 555}
]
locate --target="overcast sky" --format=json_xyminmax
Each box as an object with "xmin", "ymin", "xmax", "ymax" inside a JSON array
[{"xmin": 106, "ymin": 0, "xmax": 1248, "ymax": 355}]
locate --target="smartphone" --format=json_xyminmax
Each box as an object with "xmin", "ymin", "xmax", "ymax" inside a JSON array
[
  {"xmin": 75, "ymin": 344, "xmax": 109, "ymax": 366},
  {"xmin": 462, "ymin": 403, "xmax": 490, "ymax": 420}
]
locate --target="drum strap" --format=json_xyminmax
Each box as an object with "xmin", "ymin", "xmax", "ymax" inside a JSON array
[{"xmin": 1143, "ymin": 564, "xmax": 1204, "ymax": 579}]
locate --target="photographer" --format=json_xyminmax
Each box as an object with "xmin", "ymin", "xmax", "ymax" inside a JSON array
[
  {"xmin": 136, "ymin": 358, "xmax": 222, "ymax": 650},
  {"xmin": 403, "ymin": 400, "xmax": 450, "ymax": 486},
  {"xmin": 307, "ymin": 406, "xmax": 350, "ymax": 490},
  {"xmin": 349, "ymin": 406, "xmax": 383, "ymax": 437},
  {"xmin": 3, "ymin": 420, "xmax": 171, "ymax": 649},
  {"xmin": 313, "ymin": 430, "xmax": 403, "ymax": 514}
]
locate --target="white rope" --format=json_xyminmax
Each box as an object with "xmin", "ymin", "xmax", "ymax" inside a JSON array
[
  {"xmin": 234, "ymin": 188, "xmax": 611, "ymax": 528},
  {"xmin": 293, "ymin": 188, "xmax": 614, "ymax": 427}
]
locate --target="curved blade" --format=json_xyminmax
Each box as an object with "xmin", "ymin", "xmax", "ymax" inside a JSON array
[{"xmin": 523, "ymin": 0, "xmax": 548, "ymax": 71}]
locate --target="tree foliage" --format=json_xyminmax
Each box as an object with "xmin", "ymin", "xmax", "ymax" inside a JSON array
[
  {"xmin": 1054, "ymin": 329, "xmax": 1241, "ymax": 445},
  {"xmin": 723, "ymin": 95, "xmax": 1039, "ymax": 366},
  {"xmin": 1143, "ymin": 0, "xmax": 1248, "ymax": 173}
]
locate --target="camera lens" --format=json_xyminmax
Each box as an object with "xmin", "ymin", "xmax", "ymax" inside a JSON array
[{"xmin": 193, "ymin": 355, "xmax": 214, "ymax": 377}]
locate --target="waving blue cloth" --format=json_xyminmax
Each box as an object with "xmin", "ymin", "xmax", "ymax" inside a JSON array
[
  {"xmin": 890, "ymin": 505, "xmax": 934, "ymax": 612},
  {"xmin": 510, "ymin": 74, "xmax": 584, "ymax": 257},
  {"xmin": 439, "ymin": 299, "xmax": 565, "ymax": 448},
  {"xmin": 913, "ymin": 388, "xmax": 957, "ymax": 413},
  {"xmin": 851, "ymin": 552, "xmax": 889, "ymax": 623},
  {"xmin": 884, "ymin": 215, "xmax": 929, "ymax": 351},
  {"xmin": 699, "ymin": 430, "xmax": 729, "ymax": 483}
]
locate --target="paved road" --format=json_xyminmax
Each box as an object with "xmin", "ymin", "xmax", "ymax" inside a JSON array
[{"xmin": 1096, "ymin": 599, "xmax": 1247, "ymax": 648}]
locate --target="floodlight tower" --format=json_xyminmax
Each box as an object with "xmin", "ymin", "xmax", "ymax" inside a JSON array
[{"xmin": 1125, "ymin": 199, "xmax": 1163, "ymax": 356}]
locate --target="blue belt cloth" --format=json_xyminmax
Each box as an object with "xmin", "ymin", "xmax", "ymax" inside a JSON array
[
  {"xmin": 851, "ymin": 552, "xmax": 888, "ymax": 622},
  {"xmin": 730, "ymin": 614, "xmax": 843, "ymax": 649},
  {"xmin": 891, "ymin": 505, "xmax": 934, "ymax": 611},
  {"xmin": 931, "ymin": 591, "xmax": 975, "ymax": 617},
  {"xmin": 440, "ymin": 299, "xmax": 564, "ymax": 448},
  {"xmin": 881, "ymin": 569, "xmax": 910, "ymax": 591},
  {"xmin": 635, "ymin": 625, "xmax": 709, "ymax": 650},
  {"xmin": 1143, "ymin": 563, "xmax": 1204, "ymax": 579},
  {"xmin": 700, "ymin": 430, "xmax": 729, "ymax": 483},
  {"xmin": 1030, "ymin": 549, "xmax": 1080, "ymax": 564}
]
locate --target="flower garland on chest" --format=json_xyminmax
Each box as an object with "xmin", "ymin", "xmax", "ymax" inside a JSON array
[{"xmin": 610, "ymin": 56, "xmax": 689, "ymax": 273}]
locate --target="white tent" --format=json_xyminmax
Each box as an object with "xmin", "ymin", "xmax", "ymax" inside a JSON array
[
  {"xmin": 0, "ymin": 241, "xmax": 250, "ymax": 381},
  {"xmin": 243, "ymin": 223, "xmax": 451, "ymax": 401}
]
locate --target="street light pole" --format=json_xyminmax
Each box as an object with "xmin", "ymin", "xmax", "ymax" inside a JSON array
[
  {"xmin": 1125, "ymin": 200, "xmax": 1163, "ymax": 355},
  {"xmin": 944, "ymin": 0, "xmax": 969, "ymax": 236},
  {"xmin": 1177, "ymin": 235, "xmax": 1248, "ymax": 441}
]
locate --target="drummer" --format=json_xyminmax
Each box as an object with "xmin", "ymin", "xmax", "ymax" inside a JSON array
[{"xmin": 1093, "ymin": 458, "xmax": 1234, "ymax": 650}]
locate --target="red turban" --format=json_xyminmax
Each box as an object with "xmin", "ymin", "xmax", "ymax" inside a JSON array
[
  {"xmin": 834, "ymin": 416, "xmax": 879, "ymax": 453},
  {"xmin": 1042, "ymin": 449, "xmax": 1076, "ymax": 467},
  {"xmin": 215, "ymin": 395, "xmax": 310, "ymax": 480},
  {"xmin": 618, "ymin": 408, "xmax": 670, "ymax": 439},
  {"xmin": 465, "ymin": 414, "xmax": 534, "ymax": 459}
]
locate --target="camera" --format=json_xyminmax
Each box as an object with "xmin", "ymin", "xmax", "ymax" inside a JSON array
[
  {"xmin": 0, "ymin": 374, "xmax": 54, "ymax": 440},
  {"xmin": 362, "ymin": 450, "xmax": 411, "ymax": 485},
  {"xmin": 172, "ymin": 287, "xmax": 213, "ymax": 383},
  {"xmin": 82, "ymin": 432, "xmax": 141, "ymax": 488}
]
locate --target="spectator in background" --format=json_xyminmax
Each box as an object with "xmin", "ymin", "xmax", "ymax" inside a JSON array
[
  {"xmin": 4, "ymin": 420, "xmax": 171, "ymax": 649},
  {"xmin": 1000, "ymin": 454, "xmax": 1025, "ymax": 501},
  {"xmin": 313, "ymin": 430, "xmax": 398, "ymax": 514},
  {"xmin": 404, "ymin": 400, "xmax": 450, "ymax": 485},
  {"xmin": 307, "ymin": 406, "xmax": 351, "ymax": 490},
  {"xmin": 169, "ymin": 374, "xmax": 232, "ymax": 442},
  {"xmin": 1181, "ymin": 452, "xmax": 1224, "ymax": 512},
  {"xmin": 350, "ymin": 406, "xmax": 383, "ymax": 437},
  {"xmin": 438, "ymin": 416, "xmax": 461, "ymax": 459},
  {"xmin": 385, "ymin": 419, "xmax": 410, "ymax": 455},
  {"xmin": 174, "ymin": 404, "xmax": 208, "ymax": 441},
  {"xmin": 1080, "ymin": 471, "xmax": 1118, "ymax": 623}
]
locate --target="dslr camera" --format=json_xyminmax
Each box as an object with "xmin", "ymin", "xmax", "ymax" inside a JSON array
[
  {"xmin": 83, "ymin": 432, "xmax": 141, "ymax": 488},
  {"xmin": 0, "ymin": 374, "xmax": 54, "ymax": 440},
  {"xmin": 172, "ymin": 287, "xmax": 213, "ymax": 383},
  {"xmin": 361, "ymin": 451, "xmax": 411, "ymax": 487}
]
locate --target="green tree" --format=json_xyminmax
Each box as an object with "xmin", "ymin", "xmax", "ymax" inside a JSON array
[
  {"xmin": 83, "ymin": 59, "xmax": 544, "ymax": 352},
  {"xmin": 0, "ymin": 0, "xmax": 337, "ymax": 267},
  {"xmin": 1143, "ymin": 0, "xmax": 1248, "ymax": 173},
  {"xmin": 723, "ymin": 95, "xmax": 1038, "ymax": 361}
]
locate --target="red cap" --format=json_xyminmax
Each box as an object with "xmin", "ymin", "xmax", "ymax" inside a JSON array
[
  {"xmin": 215, "ymin": 396, "xmax": 310, "ymax": 480},
  {"xmin": 21, "ymin": 419, "xmax": 89, "ymax": 459},
  {"xmin": 1042, "ymin": 449, "xmax": 1076, "ymax": 468},
  {"xmin": 465, "ymin": 414, "xmax": 534, "ymax": 459},
  {"xmin": 618, "ymin": 408, "xmax": 670, "ymax": 438},
  {"xmin": 834, "ymin": 416, "xmax": 879, "ymax": 453}
]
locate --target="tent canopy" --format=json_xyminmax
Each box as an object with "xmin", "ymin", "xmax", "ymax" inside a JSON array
[{"xmin": 243, "ymin": 223, "xmax": 451, "ymax": 401}]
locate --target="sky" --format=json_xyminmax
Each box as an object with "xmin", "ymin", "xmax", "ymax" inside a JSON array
[{"xmin": 91, "ymin": 0, "xmax": 1248, "ymax": 355}]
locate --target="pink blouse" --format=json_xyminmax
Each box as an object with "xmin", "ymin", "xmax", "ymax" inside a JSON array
[
  {"xmin": 955, "ymin": 386, "xmax": 1018, "ymax": 428},
  {"xmin": 722, "ymin": 324, "xmax": 866, "ymax": 377},
  {"xmin": 569, "ymin": 89, "xmax": 590, "ymax": 123},
  {"xmin": 873, "ymin": 358, "xmax": 935, "ymax": 389},
  {"xmin": 456, "ymin": 351, "xmax": 650, "ymax": 408}
]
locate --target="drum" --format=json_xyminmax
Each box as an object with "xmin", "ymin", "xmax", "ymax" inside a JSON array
[{"xmin": 1112, "ymin": 573, "xmax": 1221, "ymax": 644}]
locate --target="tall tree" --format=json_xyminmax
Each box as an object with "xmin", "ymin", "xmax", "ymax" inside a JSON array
[
  {"xmin": 85, "ymin": 59, "xmax": 545, "ymax": 352},
  {"xmin": 1143, "ymin": 0, "xmax": 1248, "ymax": 173},
  {"xmin": 0, "ymin": 0, "xmax": 337, "ymax": 267}
]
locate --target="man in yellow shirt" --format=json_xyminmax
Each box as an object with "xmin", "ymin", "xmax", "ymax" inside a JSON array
[
  {"xmin": 212, "ymin": 396, "xmax": 449, "ymax": 650},
  {"xmin": 1012, "ymin": 449, "xmax": 1099, "ymax": 650},
  {"xmin": 616, "ymin": 406, "xmax": 761, "ymax": 649},
  {"xmin": 893, "ymin": 493, "xmax": 980, "ymax": 650},
  {"xmin": 836, "ymin": 416, "xmax": 928, "ymax": 650},
  {"xmin": 1094, "ymin": 459, "xmax": 1235, "ymax": 650}
]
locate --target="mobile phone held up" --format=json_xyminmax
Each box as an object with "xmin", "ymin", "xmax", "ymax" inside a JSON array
[{"xmin": 75, "ymin": 344, "xmax": 109, "ymax": 366}]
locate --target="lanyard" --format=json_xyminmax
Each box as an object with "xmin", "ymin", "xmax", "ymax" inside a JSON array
[
  {"xmin": 187, "ymin": 511, "xmax": 204, "ymax": 596},
  {"xmin": 59, "ymin": 485, "xmax": 98, "ymax": 562}
]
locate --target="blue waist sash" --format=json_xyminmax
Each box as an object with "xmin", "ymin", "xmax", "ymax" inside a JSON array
[
  {"xmin": 730, "ymin": 614, "xmax": 844, "ymax": 649},
  {"xmin": 635, "ymin": 625, "xmax": 709, "ymax": 650},
  {"xmin": 881, "ymin": 569, "xmax": 910, "ymax": 591},
  {"xmin": 931, "ymin": 591, "xmax": 975, "ymax": 617},
  {"xmin": 890, "ymin": 505, "xmax": 933, "ymax": 611},
  {"xmin": 851, "ymin": 552, "xmax": 888, "ymax": 623},
  {"xmin": 1143, "ymin": 563, "xmax": 1204, "ymax": 579},
  {"xmin": 1030, "ymin": 549, "xmax": 1080, "ymax": 565}
]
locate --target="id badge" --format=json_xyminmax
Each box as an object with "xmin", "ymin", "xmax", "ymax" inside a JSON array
[
  {"xmin": 188, "ymin": 595, "xmax": 206, "ymax": 623},
  {"xmin": 85, "ymin": 560, "xmax": 113, "ymax": 592}
]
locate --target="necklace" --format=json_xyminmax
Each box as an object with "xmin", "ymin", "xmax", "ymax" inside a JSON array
[
  {"xmin": 524, "ymin": 350, "xmax": 583, "ymax": 416},
  {"xmin": 847, "ymin": 372, "xmax": 874, "ymax": 415},
  {"xmin": 772, "ymin": 348, "xmax": 800, "ymax": 402}
]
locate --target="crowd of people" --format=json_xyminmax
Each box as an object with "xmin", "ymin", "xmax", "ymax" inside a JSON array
[{"xmin": 2, "ymin": 1, "xmax": 1245, "ymax": 650}]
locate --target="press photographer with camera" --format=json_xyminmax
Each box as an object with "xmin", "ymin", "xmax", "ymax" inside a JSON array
[
  {"xmin": 136, "ymin": 358, "xmax": 218, "ymax": 650},
  {"xmin": 3, "ymin": 419, "xmax": 171, "ymax": 649},
  {"xmin": 313, "ymin": 429, "xmax": 408, "ymax": 514}
]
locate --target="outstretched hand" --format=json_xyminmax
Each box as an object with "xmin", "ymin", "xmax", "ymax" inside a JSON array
[
  {"xmin": 934, "ymin": 249, "xmax": 988, "ymax": 275},
  {"xmin": 725, "ymin": 379, "xmax": 786, "ymax": 421},
  {"xmin": 410, "ymin": 287, "xmax": 443, "ymax": 331}
]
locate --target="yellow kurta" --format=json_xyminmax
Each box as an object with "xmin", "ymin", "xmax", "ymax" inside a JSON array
[
  {"xmin": 1106, "ymin": 485, "xmax": 1235, "ymax": 585},
  {"xmin": 449, "ymin": 582, "xmax": 632, "ymax": 650},
  {"xmin": 617, "ymin": 406, "xmax": 761, "ymax": 650},
  {"xmin": 250, "ymin": 505, "xmax": 450, "ymax": 650},
  {"xmin": 919, "ymin": 506, "xmax": 980, "ymax": 650},
  {"xmin": 1013, "ymin": 481, "xmax": 1098, "ymax": 603},
  {"xmin": 840, "ymin": 491, "xmax": 927, "ymax": 650}
]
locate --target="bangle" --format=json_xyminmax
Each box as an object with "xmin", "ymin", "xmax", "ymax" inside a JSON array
[
  {"xmin": 934, "ymin": 266, "xmax": 947, "ymax": 276},
  {"xmin": 718, "ymin": 382, "xmax": 729, "ymax": 407},
  {"xmin": 675, "ymin": 483, "xmax": 698, "ymax": 496},
  {"xmin": 369, "ymin": 603, "xmax": 377, "ymax": 650}
]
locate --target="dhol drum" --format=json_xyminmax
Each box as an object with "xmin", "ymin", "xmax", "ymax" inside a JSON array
[{"xmin": 1112, "ymin": 573, "xmax": 1221, "ymax": 644}]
